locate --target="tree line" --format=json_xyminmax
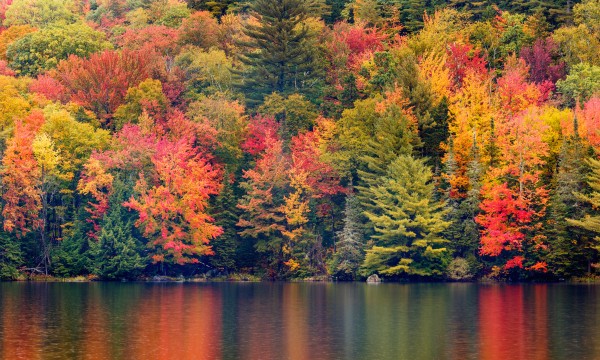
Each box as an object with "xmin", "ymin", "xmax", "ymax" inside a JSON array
[{"xmin": 0, "ymin": 0, "xmax": 600, "ymax": 281}]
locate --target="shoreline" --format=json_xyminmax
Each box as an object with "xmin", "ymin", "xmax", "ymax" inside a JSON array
[{"xmin": 3, "ymin": 275, "xmax": 600, "ymax": 284}]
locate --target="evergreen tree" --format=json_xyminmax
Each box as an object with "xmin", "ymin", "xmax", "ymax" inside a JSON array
[
  {"xmin": 356, "ymin": 108, "xmax": 416, "ymax": 212},
  {"xmin": 329, "ymin": 194, "xmax": 365, "ymax": 280},
  {"xmin": 50, "ymin": 207, "xmax": 94, "ymax": 277},
  {"xmin": 398, "ymin": 0, "xmax": 426, "ymax": 32},
  {"xmin": 566, "ymin": 156, "xmax": 600, "ymax": 275},
  {"xmin": 186, "ymin": 0, "xmax": 237, "ymax": 17},
  {"xmin": 546, "ymin": 117, "xmax": 590, "ymax": 277},
  {"xmin": 208, "ymin": 177, "xmax": 240, "ymax": 272},
  {"xmin": 236, "ymin": 0, "xmax": 322, "ymax": 104},
  {"xmin": 89, "ymin": 183, "xmax": 146, "ymax": 280},
  {"xmin": 443, "ymin": 136, "xmax": 482, "ymax": 269},
  {"xmin": 0, "ymin": 232, "xmax": 23, "ymax": 280},
  {"xmin": 446, "ymin": 0, "xmax": 493, "ymax": 21},
  {"xmin": 361, "ymin": 155, "xmax": 450, "ymax": 278}
]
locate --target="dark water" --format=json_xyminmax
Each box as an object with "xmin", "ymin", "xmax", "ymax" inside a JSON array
[{"xmin": 0, "ymin": 282, "xmax": 598, "ymax": 360}]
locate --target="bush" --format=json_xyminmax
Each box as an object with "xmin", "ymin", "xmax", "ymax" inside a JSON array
[{"xmin": 446, "ymin": 257, "xmax": 473, "ymax": 281}]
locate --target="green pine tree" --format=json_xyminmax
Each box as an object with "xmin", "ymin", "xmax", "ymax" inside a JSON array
[
  {"xmin": 361, "ymin": 154, "xmax": 451, "ymax": 278},
  {"xmin": 236, "ymin": 0, "xmax": 322, "ymax": 104},
  {"xmin": 329, "ymin": 194, "xmax": 365, "ymax": 280},
  {"xmin": 356, "ymin": 107, "xmax": 417, "ymax": 212},
  {"xmin": 0, "ymin": 232, "xmax": 23, "ymax": 280},
  {"xmin": 89, "ymin": 183, "xmax": 146, "ymax": 280},
  {"xmin": 566, "ymin": 154, "xmax": 600, "ymax": 276},
  {"xmin": 546, "ymin": 118, "xmax": 590, "ymax": 277},
  {"xmin": 208, "ymin": 176, "xmax": 240, "ymax": 272},
  {"xmin": 399, "ymin": 0, "xmax": 426, "ymax": 32},
  {"xmin": 50, "ymin": 207, "xmax": 94, "ymax": 277}
]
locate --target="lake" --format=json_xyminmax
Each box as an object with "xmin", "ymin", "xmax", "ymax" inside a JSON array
[{"xmin": 0, "ymin": 282, "xmax": 598, "ymax": 360}]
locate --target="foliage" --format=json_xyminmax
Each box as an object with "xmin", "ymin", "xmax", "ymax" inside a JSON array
[
  {"xmin": 329, "ymin": 194, "xmax": 364, "ymax": 280},
  {"xmin": 90, "ymin": 186, "xmax": 147, "ymax": 280},
  {"xmin": 53, "ymin": 50, "xmax": 150, "ymax": 127},
  {"xmin": 446, "ymin": 257, "xmax": 473, "ymax": 280},
  {"xmin": 124, "ymin": 137, "xmax": 223, "ymax": 265},
  {"xmin": 4, "ymin": 0, "xmax": 78, "ymax": 27},
  {"xmin": 556, "ymin": 63, "xmax": 600, "ymax": 105},
  {"xmin": 0, "ymin": 0, "xmax": 596, "ymax": 281},
  {"xmin": 361, "ymin": 155, "xmax": 450, "ymax": 278},
  {"xmin": 0, "ymin": 231, "xmax": 23, "ymax": 280},
  {"xmin": 566, "ymin": 157, "xmax": 600, "ymax": 274},
  {"xmin": 6, "ymin": 22, "xmax": 111, "ymax": 76},
  {"xmin": 236, "ymin": 0, "xmax": 322, "ymax": 103}
]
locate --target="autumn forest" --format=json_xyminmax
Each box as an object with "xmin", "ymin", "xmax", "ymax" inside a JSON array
[{"xmin": 0, "ymin": 0, "xmax": 598, "ymax": 282}]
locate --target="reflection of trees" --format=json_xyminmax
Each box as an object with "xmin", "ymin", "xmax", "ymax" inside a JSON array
[
  {"xmin": 3, "ymin": 283, "xmax": 600, "ymax": 360},
  {"xmin": 478, "ymin": 285, "xmax": 548, "ymax": 360}
]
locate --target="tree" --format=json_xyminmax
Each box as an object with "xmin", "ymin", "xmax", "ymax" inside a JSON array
[
  {"xmin": 237, "ymin": 127, "xmax": 290, "ymax": 275},
  {"xmin": 280, "ymin": 167, "xmax": 315, "ymax": 276},
  {"xmin": 566, "ymin": 157, "xmax": 600, "ymax": 275},
  {"xmin": 398, "ymin": 0, "xmax": 426, "ymax": 32},
  {"xmin": 1, "ymin": 112, "xmax": 51, "ymax": 272},
  {"xmin": 89, "ymin": 183, "xmax": 147, "ymax": 280},
  {"xmin": 113, "ymin": 79, "xmax": 169, "ymax": 130},
  {"xmin": 573, "ymin": 0, "xmax": 600, "ymax": 37},
  {"xmin": 443, "ymin": 137, "xmax": 483, "ymax": 273},
  {"xmin": 361, "ymin": 155, "xmax": 450, "ymax": 278},
  {"xmin": 152, "ymin": 0, "xmax": 191, "ymax": 28},
  {"xmin": 519, "ymin": 37, "xmax": 565, "ymax": 86},
  {"xmin": 176, "ymin": 47, "xmax": 236, "ymax": 97},
  {"xmin": 1, "ymin": 115, "xmax": 42, "ymax": 236},
  {"xmin": 329, "ymin": 194, "xmax": 364, "ymax": 280},
  {"xmin": 186, "ymin": 95, "xmax": 247, "ymax": 170},
  {"xmin": 0, "ymin": 25, "xmax": 36, "ymax": 61},
  {"xmin": 124, "ymin": 137, "xmax": 223, "ymax": 265},
  {"xmin": 41, "ymin": 105, "xmax": 111, "ymax": 179},
  {"xmin": 476, "ymin": 104, "xmax": 550, "ymax": 274},
  {"xmin": 4, "ymin": 0, "xmax": 78, "ymax": 27},
  {"xmin": 0, "ymin": 75, "xmax": 36, "ymax": 145},
  {"xmin": 476, "ymin": 183, "xmax": 535, "ymax": 268},
  {"xmin": 258, "ymin": 93, "xmax": 318, "ymax": 142},
  {"xmin": 552, "ymin": 25, "xmax": 600, "ymax": 68},
  {"xmin": 546, "ymin": 117, "xmax": 591, "ymax": 277},
  {"xmin": 556, "ymin": 63, "xmax": 600, "ymax": 106},
  {"xmin": 0, "ymin": 231, "xmax": 23, "ymax": 280},
  {"xmin": 355, "ymin": 95, "xmax": 419, "ymax": 213},
  {"xmin": 53, "ymin": 50, "xmax": 151, "ymax": 128},
  {"xmin": 207, "ymin": 176, "xmax": 240, "ymax": 271},
  {"xmin": 6, "ymin": 22, "xmax": 111, "ymax": 76},
  {"xmin": 186, "ymin": 0, "xmax": 236, "ymax": 18},
  {"xmin": 177, "ymin": 10, "xmax": 220, "ymax": 49},
  {"xmin": 236, "ymin": 0, "xmax": 322, "ymax": 103},
  {"xmin": 118, "ymin": 25, "xmax": 181, "ymax": 61}
]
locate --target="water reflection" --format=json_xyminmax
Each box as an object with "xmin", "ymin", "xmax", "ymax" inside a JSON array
[{"xmin": 0, "ymin": 282, "xmax": 598, "ymax": 360}]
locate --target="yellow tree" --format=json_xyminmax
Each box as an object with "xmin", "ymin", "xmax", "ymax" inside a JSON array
[{"xmin": 446, "ymin": 70, "xmax": 494, "ymax": 196}]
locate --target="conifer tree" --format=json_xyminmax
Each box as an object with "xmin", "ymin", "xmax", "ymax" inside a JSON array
[
  {"xmin": 546, "ymin": 117, "xmax": 590, "ymax": 277},
  {"xmin": 89, "ymin": 183, "xmax": 146, "ymax": 280},
  {"xmin": 443, "ymin": 135, "xmax": 482, "ymax": 266},
  {"xmin": 356, "ymin": 106, "xmax": 416, "ymax": 212},
  {"xmin": 0, "ymin": 231, "xmax": 23, "ymax": 280},
  {"xmin": 329, "ymin": 194, "xmax": 365, "ymax": 280},
  {"xmin": 237, "ymin": 0, "xmax": 322, "ymax": 104},
  {"xmin": 361, "ymin": 155, "xmax": 450, "ymax": 278},
  {"xmin": 566, "ymin": 155, "xmax": 600, "ymax": 275},
  {"xmin": 208, "ymin": 177, "xmax": 240, "ymax": 272},
  {"xmin": 398, "ymin": 0, "xmax": 426, "ymax": 32}
]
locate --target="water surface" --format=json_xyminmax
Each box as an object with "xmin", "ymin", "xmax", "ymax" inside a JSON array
[{"xmin": 0, "ymin": 282, "xmax": 598, "ymax": 359}]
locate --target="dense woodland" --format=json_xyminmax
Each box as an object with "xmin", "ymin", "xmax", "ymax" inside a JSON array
[{"xmin": 0, "ymin": 0, "xmax": 599, "ymax": 281}]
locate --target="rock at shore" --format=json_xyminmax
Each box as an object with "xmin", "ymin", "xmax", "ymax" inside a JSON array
[{"xmin": 366, "ymin": 274, "xmax": 381, "ymax": 283}]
